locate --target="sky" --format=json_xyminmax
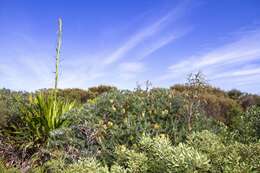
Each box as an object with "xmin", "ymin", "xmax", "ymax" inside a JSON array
[{"xmin": 0, "ymin": 0, "xmax": 260, "ymax": 93}]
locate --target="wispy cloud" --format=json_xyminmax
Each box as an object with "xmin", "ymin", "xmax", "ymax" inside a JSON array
[
  {"xmin": 60, "ymin": 57, "xmax": 106, "ymax": 88},
  {"xmin": 118, "ymin": 62, "xmax": 144, "ymax": 73},
  {"xmin": 137, "ymin": 29, "xmax": 191, "ymax": 59},
  {"xmin": 103, "ymin": 1, "xmax": 191, "ymax": 65},
  {"xmin": 117, "ymin": 62, "xmax": 145, "ymax": 80},
  {"xmin": 212, "ymin": 67, "xmax": 260, "ymax": 79},
  {"xmin": 159, "ymin": 29, "xmax": 260, "ymax": 90},
  {"xmin": 0, "ymin": 59, "xmax": 52, "ymax": 91},
  {"xmin": 53, "ymin": 2, "xmax": 193, "ymax": 89}
]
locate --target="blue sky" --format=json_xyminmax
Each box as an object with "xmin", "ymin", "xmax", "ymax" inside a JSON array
[{"xmin": 0, "ymin": 0, "xmax": 260, "ymax": 93}]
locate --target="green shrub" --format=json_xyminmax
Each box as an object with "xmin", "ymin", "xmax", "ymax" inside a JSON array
[
  {"xmin": 0, "ymin": 160, "xmax": 20, "ymax": 173},
  {"xmin": 57, "ymin": 88, "xmax": 232, "ymax": 166},
  {"xmin": 171, "ymin": 84, "xmax": 242, "ymax": 125},
  {"xmin": 37, "ymin": 157, "xmax": 126, "ymax": 173},
  {"xmin": 138, "ymin": 135, "xmax": 210, "ymax": 173},
  {"xmin": 114, "ymin": 135, "xmax": 210, "ymax": 172},
  {"xmin": 0, "ymin": 92, "xmax": 75, "ymax": 167},
  {"xmin": 116, "ymin": 145, "xmax": 148, "ymax": 173},
  {"xmin": 0, "ymin": 88, "xmax": 28, "ymax": 128},
  {"xmin": 187, "ymin": 130, "xmax": 260, "ymax": 172},
  {"xmin": 240, "ymin": 94, "xmax": 260, "ymax": 110},
  {"xmin": 3, "ymin": 93, "xmax": 75, "ymax": 144},
  {"xmin": 243, "ymin": 106, "xmax": 260, "ymax": 140},
  {"xmin": 47, "ymin": 124, "xmax": 100, "ymax": 161},
  {"xmin": 39, "ymin": 88, "xmax": 94, "ymax": 104},
  {"xmin": 37, "ymin": 85, "xmax": 116, "ymax": 105},
  {"xmin": 227, "ymin": 89, "xmax": 243, "ymax": 100},
  {"xmin": 211, "ymin": 143, "xmax": 260, "ymax": 173},
  {"xmin": 230, "ymin": 105, "xmax": 260, "ymax": 143},
  {"xmin": 88, "ymin": 85, "xmax": 117, "ymax": 96},
  {"xmin": 64, "ymin": 158, "xmax": 109, "ymax": 173},
  {"xmin": 187, "ymin": 130, "xmax": 225, "ymax": 153},
  {"xmin": 63, "ymin": 89, "xmax": 188, "ymax": 165},
  {"xmin": 1, "ymin": 84, "xmax": 259, "ymax": 172}
]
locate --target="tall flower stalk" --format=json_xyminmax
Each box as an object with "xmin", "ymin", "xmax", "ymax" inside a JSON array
[{"xmin": 55, "ymin": 18, "xmax": 62, "ymax": 99}]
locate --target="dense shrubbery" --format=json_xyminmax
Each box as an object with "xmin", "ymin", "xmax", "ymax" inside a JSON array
[
  {"xmin": 171, "ymin": 84, "xmax": 241, "ymax": 124},
  {"xmin": 0, "ymin": 79, "xmax": 260, "ymax": 172},
  {"xmin": 39, "ymin": 85, "xmax": 117, "ymax": 104},
  {"xmin": 0, "ymin": 89, "xmax": 29, "ymax": 128},
  {"xmin": 30, "ymin": 132, "xmax": 260, "ymax": 173},
  {"xmin": 187, "ymin": 130, "xmax": 260, "ymax": 172}
]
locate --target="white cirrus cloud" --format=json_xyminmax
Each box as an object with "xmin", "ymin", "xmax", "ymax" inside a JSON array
[
  {"xmin": 103, "ymin": 1, "xmax": 191, "ymax": 65},
  {"xmin": 159, "ymin": 29, "xmax": 260, "ymax": 91}
]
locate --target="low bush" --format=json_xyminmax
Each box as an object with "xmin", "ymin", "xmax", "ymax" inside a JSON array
[
  {"xmin": 33, "ymin": 157, "xmax": 126, "ymax": 173},
  {"xmin": 115, "ymin": 134, "xmax": 210, "ymax": 173},
  {"xmin": 240, "ymin": 94, "xmax": 260, "ymax": 110},
  {"xmin": 38, "ymin": 85, "xmax": 117, "ymax": 104},
  {"xmin": 0, "ymin": 92, "xmax": 75, "ymax": 167},
  {"xmin": 187, "ymin": 130, "xmax": 260, "ymax": 172},
  {"xmin": 230, "ymin": 105, "xmax": 260, "ymax": 143},
  {"xmin": 0, "ymin": 88, "xmax": 28, "ymax": 128},
  {"xmin": 171, "ymin": 84, "xmax": 242, "ymax": 124}
]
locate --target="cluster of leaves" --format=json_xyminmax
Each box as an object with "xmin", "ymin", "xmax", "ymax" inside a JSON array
[{"xmin": 0, "ymin": 92, "xmax": 75, "ymax": 167}]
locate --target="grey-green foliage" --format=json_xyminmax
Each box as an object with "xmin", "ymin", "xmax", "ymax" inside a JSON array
[
  {"xmin": 46, "ymin": 106, "xmax": 101, "ymax": 161},
  {"xmin": 35, "ymin": 158, "xmax": 126, "ymax": 173},
  {"xmin": 229, "ymin": 105, "xmax": 260, "ymax": 143},
  {"xmin": 47, "ymin": 124, "xmax": 100, "ymax": 161},
  {"xmin": 0, "ymin": 88, "xmax": 28, "ymax": 127},
  {"xmin": 116, "ymin": 135, "xmax": 210, "ymax": 173},
  {"xmin": 243, "ymin": 106, "xmax": 260, "ymax": 140},
  {"xmin": 114, "ymin": 132, "xmax": 260, "ymax": 173},
  {"xmin": 116, "ymin": 145, "xmax": 148, "ymax": 173},
  {"xmin": 54, "ymin": 89, "xmax": 186, "ymax": 165},
  {"xmin": 45, "ymin": 89, "xmax": 232, "ymax": 168},
  {"xmin": 187, "ymin": 130, "xmax": 225, "ymax": 154},
  {"xmin": 187, "ymin": 130, "xmax": 260, "ymax": 173},
  {"xmin": 62, "ymin": 158, "xmax": 109, "ymax": 173}
]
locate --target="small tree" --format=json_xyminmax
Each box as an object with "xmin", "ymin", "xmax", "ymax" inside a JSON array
[{"xmin": 184, "ymin": 71, "xmax": 207, "ymax": 131}]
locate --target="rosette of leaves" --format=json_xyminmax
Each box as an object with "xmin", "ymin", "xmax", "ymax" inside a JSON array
[{"xmin": 1, "ymin": 92, "xmax": 75, "ymax": 166}]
